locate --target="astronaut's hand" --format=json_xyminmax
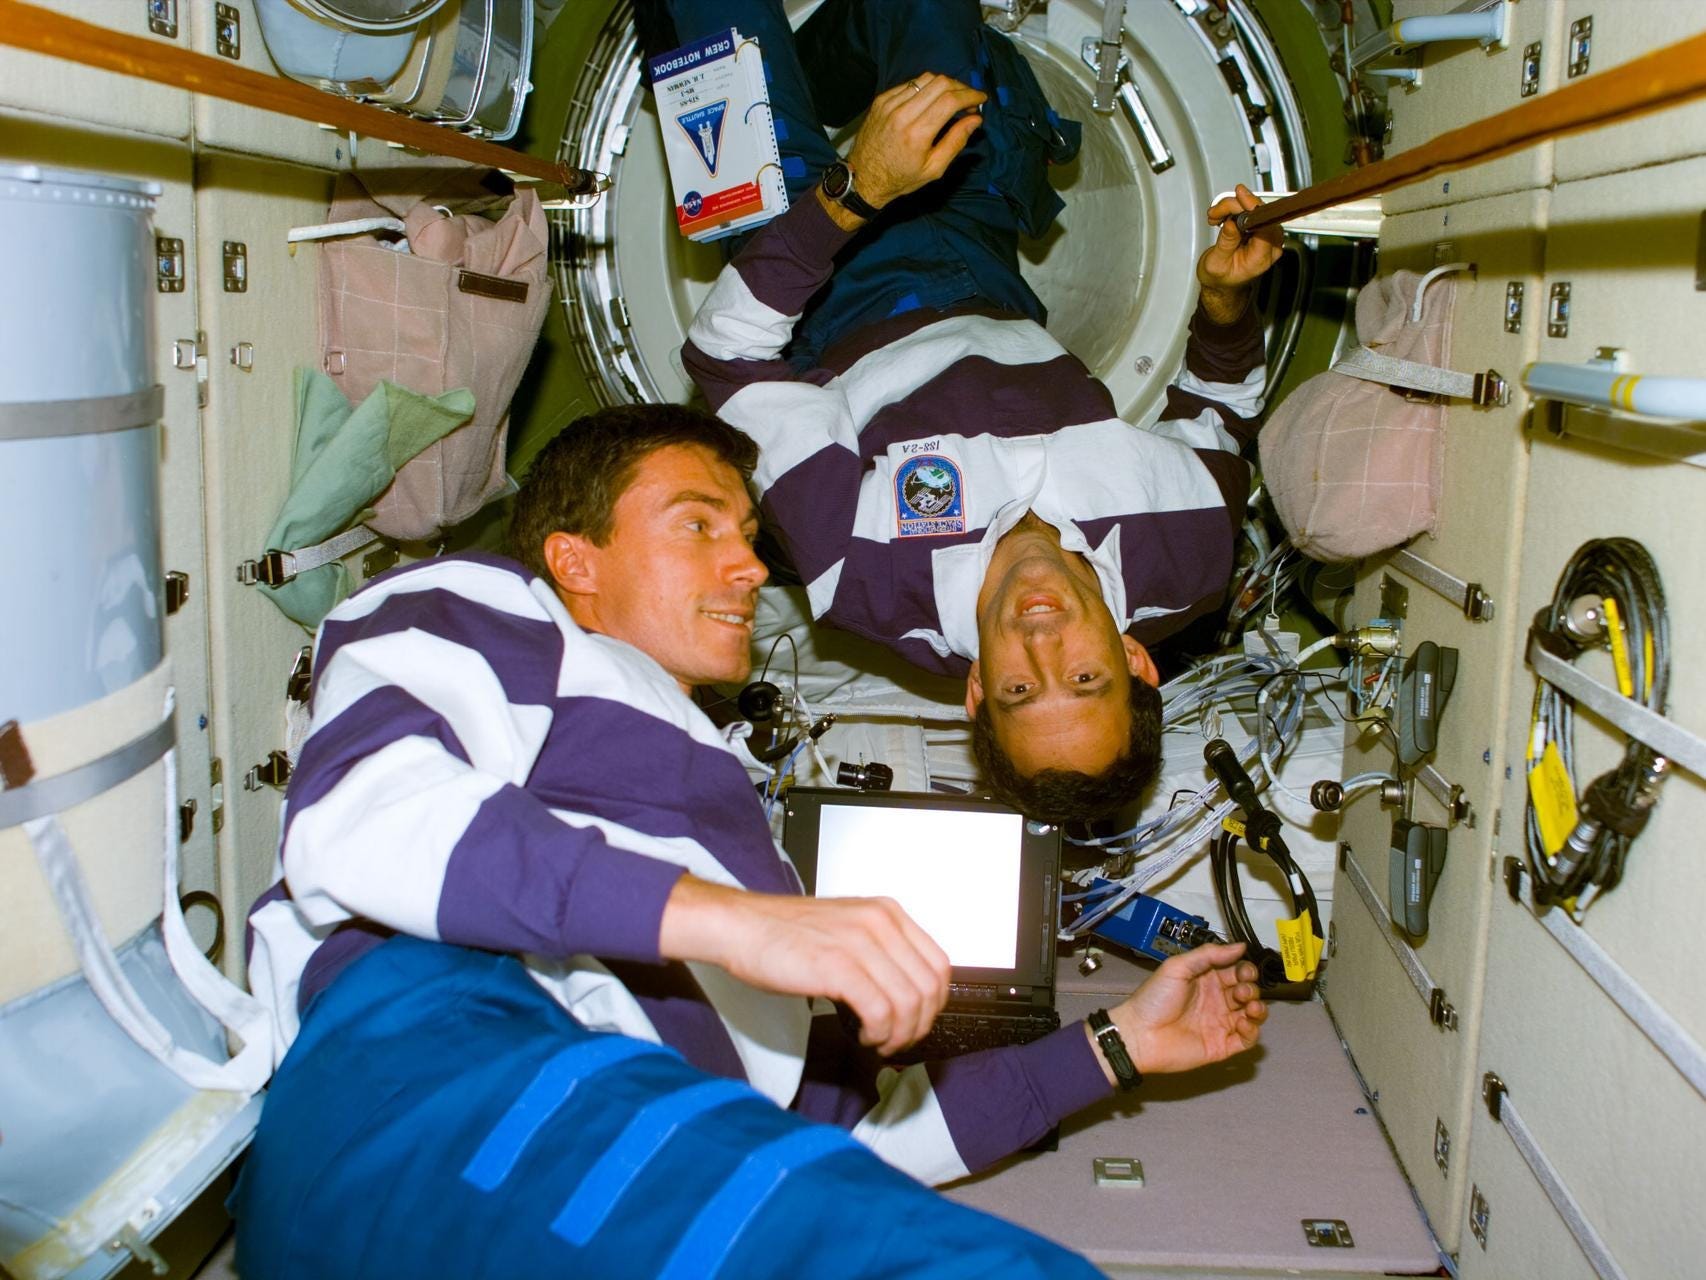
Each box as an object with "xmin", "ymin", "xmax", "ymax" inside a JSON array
[
  {"xmin": 1196, "ymin": 184, "xmax": 1284, "ymax": 322},
  {"xmin": 1092, "ymin": 942, "xmax": 1266, "ymax": 1085},
  {"xmin": 822, "ymin": 72, "xmax": 986, "ymax": 225},
  {"xmin": 659, "ymin": 875, "xmax": 950, "ymax": 1057}
]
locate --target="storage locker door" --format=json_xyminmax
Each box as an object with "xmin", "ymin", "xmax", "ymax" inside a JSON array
[
  {"xmin": 0, "ymin": 1, "xmax": 190, "ymax": 139},
  {"xmin": 1327, "ymin": 188, "xmax": 1549, "ymax": 1248},
  {"xmin": 1554, "ymin": 0, "xmax": 1706, "ymax": 181},
  {"xmin": 1381, "ymin": 0, "xmax": 1566, "ymax": 214}
]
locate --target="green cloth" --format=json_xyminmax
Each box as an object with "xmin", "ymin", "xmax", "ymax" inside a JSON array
[{"xmin": 261, "ymin": 369, "xmax": 475, "ymax": 628}]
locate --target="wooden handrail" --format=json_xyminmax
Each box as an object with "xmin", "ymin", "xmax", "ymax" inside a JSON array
[
  {"xmin": 1238, "ymin": 28, "xmax": 1706, "ymax": 235},
  {"xmin": 0, "ymin": 0, "xmax": 605, "ymax": 195}
]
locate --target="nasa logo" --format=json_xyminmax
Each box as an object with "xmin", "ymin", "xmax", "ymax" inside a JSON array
[
  {"xmin": 683, "ymin": 190, "xmax": 704, "ymax": 217},
  {"xmin": 894, "ymin": 454, "xmax": 966, "ymax": 537}
]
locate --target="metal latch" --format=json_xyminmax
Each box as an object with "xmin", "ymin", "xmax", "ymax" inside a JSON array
[
  {"xmin": 1429, "ymin": 987, "xmax": 1458, "ymax": 1031},
  {"xmin": 164, "ymin": 570, "xmax": 190, "ymax": 615},
  {"xmin": 215, "ymin": 2, "xmax": 241, "ymax": 59},
  {"xmin": 178, "ymin": 797, "xmax": 197, "ymax": 843},
  {"xmin": 1470, "ymin": 1184, "xmax": 1491, "ymax": 1249},
  {"xmin": 148, "ymin": 0, "xmax": 179, "ymax": 40},
  {"xmin": 287, "ymin": 646, "xmax": 314, "ymax": 703},
  {"xmin": 1433, "ymin": 1117, "xmax": 1451, "ymax": 1173},
  {"xmin": 230, "ymin": 341, "xmax": 254, "ymax": 371},
  {"xmin": 1547, "ymin": 281, "xmax": 1571, "ymax": 337},
  {"xmin": 1482, "ymin": 1070, "xmax": 1507, "ymax": 1121},
  {"xmin": 244, "ymin": 750, "xmax": 292, "ymax": 792},
  {"xmin": 155, "ymin": 236, "xmax": 184, "ymax": 292},
  {"xmin": 1567, "ymin": 15, "xmax": 1591, "ymax": 78},
  {"xmin": 1504, "ymin": 281, "xmax": 1524, "ymax": 333},
  {"xmin": 1302, "ymin": 1220, "xmax": 1354, "ymax": 1248},
  {"xmin": 210, "ymin": 758, "xmax": 224, "ymax": 834},
  {"xmin": 1520, "ymin": 40, "xmax": 1541, "ymax": 97},
  {"xmin": 235, "ymin": 550, "xmax": 293, "ymax": 587},
  {"xmin": 222, "ymin": 239, "xmax": 248, "ymax": 292}
]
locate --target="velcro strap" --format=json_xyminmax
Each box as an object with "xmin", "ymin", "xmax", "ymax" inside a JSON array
[{"xmin": 1333, "ymin": 346, "xmax": 1479, "ymax": 400}]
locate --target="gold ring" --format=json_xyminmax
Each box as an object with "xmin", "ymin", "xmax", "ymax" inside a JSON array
[{"xmin": 907, "ymin": 79, "xmax": 922, "ymax": 93}]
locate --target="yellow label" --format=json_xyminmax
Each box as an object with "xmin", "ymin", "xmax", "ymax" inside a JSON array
[
  {"xmin": 1274, "ymin": 909, "xmax": 1324, "ymax": 982},
  {"xmin": 1527, "ymin": 741, "xmax": 1578, "ymax": 856},
  {"xmin": 1603, "ymin": 596, "xmax": 1634, "ymax": 698},
  {"xmin": 1221, "ymin": 816, "xmax": 1246, "ymax": 839}
]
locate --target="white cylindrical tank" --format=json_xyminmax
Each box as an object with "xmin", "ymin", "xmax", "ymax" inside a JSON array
[{"xmin": 0, "ymin": 163, "xmax": 163, "ymax": 725}]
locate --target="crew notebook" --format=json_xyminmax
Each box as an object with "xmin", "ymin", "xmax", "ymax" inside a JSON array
[
  {"xmin": 648, "ymin": 28, "xmax": 788, "ymax": 242},
  {"xmin": 782, "ymin": 789, "xmax": 1063, "ymax": 1062}
]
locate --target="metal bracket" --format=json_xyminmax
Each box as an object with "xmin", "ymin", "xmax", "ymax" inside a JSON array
[
  {"xmin": 361, "ymin": 543, "xmax": 400, "ymax": 579},
  {"xmin": 1429, "ymin": 987, "xmax": 1459, "ymax": 1031},
  {"xmin": 287, "ymin": 646, "xmax": 314, "ymax": 704},
  {"xmin": 147, "ymin": 0, "xmax": 179, "ymax": 40},
  {"xmin": 210, "ymin": 758, "xmax": 224, "ymax": 834},
  {"xmin": 163, "ymin": 570, "xmax": 189, "ymax": 616},
  {"xmin": 155, "ymin": 236, "xmax": 184, "ymax": 292},
  {"xmin": 1433, "ymin": 1117, "xmax": 1451, "ymax": 1173},
  {"xmin": 1388, "ymin": 548, "xmax": 1495, "ymax": 621},
  {"xmin": 214, "ymin": 2, "xmax": 241, "ymax": 60},
  {"xmin": 229, "ymin": 341, "xmax": 254, "ymax": 371},
  {"xmin": 1302, "ymin": 1219, "xmax": 1354, "ymax": 1248},
  {"xmin": 1546, "ymin": 281, "xmax": 1571, "ymax": 337},
  {"xmin": 222, "ymin": 240, "xmax": 248, "ymax": 293},
  {"xmin": 244, "ymin": 750, "xmax": 292, "ymax": 792},
  {"xmin": 1470, "ymin": 1185, "xmax": 1491, "ymax": 1249},
  {"xmin": 1482, "ymin": 1070, "xmax": 1507, "ymax": 1121},
  {"xmin": 1567, "ymin": 15, "xmax": 1592, "ymax": 78},
  {"xmin": 177, "ymin": 797, "xmax": 196, "ymax": 843},
  {"xmin": 1078, "ymin": 39, "xmax": 1174, "ymax": 174},
  {"xmin": 1504, "ymin": 281, "xmax": 1524, "ymax": 333},
  {"xmin": 1520, "ymin": 40, "xmax": 1541, "ymax": 97}
]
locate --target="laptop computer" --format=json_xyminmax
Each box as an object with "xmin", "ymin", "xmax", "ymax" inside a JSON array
[{"xmin": 782, "ymin": 788, "xmax": 1063, "ymax": 1062}]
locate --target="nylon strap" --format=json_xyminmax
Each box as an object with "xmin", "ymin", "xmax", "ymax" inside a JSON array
[
  {"xmin": 1493, "ymin": 1088, "xmax": 1629, "ymax": 1280},
  {"xmin": 1334, "ymin": 346, "xmax": 1479, "ymax": 400},
  {"xmin": 0, "ymin": 385, "xmax": 163, "ymax": 441},
  {"xmin": 0, "ymin": 714, "xmax": 174, "ymax": 830}
]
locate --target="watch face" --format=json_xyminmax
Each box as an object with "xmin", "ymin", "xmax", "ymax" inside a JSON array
[{"xmin": 822, "ymin": 162, "xmax": 852, "ymax": 199}]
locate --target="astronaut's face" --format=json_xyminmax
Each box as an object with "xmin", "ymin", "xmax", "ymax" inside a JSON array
[
  {"xmin": 546, "ymin": 444, "xmax": 766, "ymax": 691},
  {"xmin": 967, "ymin": 521, "xmax": 1158, "ymax": 778}
]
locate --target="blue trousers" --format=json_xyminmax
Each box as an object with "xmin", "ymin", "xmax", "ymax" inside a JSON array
[
  {"xmin": 231, "ymin": 937, "xmax": 1097, "ymax": 1279},
  {"xmin": 638, "ymin": 0, "xmax": 1080, "ymax": 367}
]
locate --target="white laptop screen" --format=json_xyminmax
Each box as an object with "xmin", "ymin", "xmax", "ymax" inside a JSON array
[{"xmin": 813, "ymin": 803, "xmax": 1024, "ymax": 969}]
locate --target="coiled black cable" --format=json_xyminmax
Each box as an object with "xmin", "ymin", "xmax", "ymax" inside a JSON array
[{"xmin": 1525, "ymin": 538, "xmax": 1670, "ymax": 912}]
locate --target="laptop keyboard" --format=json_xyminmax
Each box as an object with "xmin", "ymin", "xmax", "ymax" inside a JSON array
[{"xmin": 886, "ymin": 1007, "xmax": 1063, "ymax": 1064}]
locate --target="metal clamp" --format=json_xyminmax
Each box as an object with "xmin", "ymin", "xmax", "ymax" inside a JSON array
[{"xmin": 1389, "ymin": 548, "xmax": 1496, "ymax": 621}]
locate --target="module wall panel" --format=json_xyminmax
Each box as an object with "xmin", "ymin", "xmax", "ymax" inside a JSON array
[
  {"xmin": 1381, "ymin": 0, "xmax": 1563, "ymax": 214},
  {"xmin": 1324, "ymin": 189, "xmax": 1547, "ymax": 1247},
  {"xmin": 0, "ymin": 2, "xmax": 189, "ymax": 139},
  {"xmin": 1554, "ymin": 0, "xmax": 1706, "ymax": 181},
  {"xmin": 194, "ymin": 155, "xmax": 333, "ymax": 975}
]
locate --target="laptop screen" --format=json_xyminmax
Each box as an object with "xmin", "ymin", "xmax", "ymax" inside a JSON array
[
  {"xmin": 782, "ymin": 789, "xmax": 1061, "ymax": 991},
  {"xmin": 815, "ymin": 803, "xmax": 1024, "ymax": 968}
]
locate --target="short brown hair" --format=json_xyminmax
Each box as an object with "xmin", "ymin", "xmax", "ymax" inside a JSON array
[
  {"xmin": 509, "ymin": 404, "xmax": 759, "ymax": 579},
  {"xmin": 971, "ymin": 675, "xmax": 1163, "ymax": 824}
]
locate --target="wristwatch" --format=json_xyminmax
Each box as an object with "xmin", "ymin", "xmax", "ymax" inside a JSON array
[
  {"xmin": 820, "ymin": 160, "xmax": 882, "ymax": 221},
  {"xmin": 1088, "ymin": 1009, "xmax": 1143, "ymax": 1093}
]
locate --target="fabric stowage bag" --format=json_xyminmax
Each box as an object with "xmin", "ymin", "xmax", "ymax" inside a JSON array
[
  {"xmin": 318, "ymin": 168, "xmax": 552, "ymax": 542},
  {"xmin": 1259, "ymin": 269, "xmax": 1457, "ymax": 562}
]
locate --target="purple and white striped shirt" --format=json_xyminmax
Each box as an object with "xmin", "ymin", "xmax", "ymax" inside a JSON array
[
  {"xmin": 246, "ymin": 553, "xmax": 1109, "ymax": 1184},
  {"xmin": 683, "ymin": 195, "xmax": 1267, "ymax": 676}
]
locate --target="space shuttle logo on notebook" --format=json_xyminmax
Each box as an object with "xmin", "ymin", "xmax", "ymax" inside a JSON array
[{"xmin": 677, "ymin": 101, "xmax": 727, "ymax": 175}]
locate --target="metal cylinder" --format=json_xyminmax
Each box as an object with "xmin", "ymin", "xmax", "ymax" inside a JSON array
[{"xmin": 0, "ymin": 164, "xmax": 163, "ymax": 724}]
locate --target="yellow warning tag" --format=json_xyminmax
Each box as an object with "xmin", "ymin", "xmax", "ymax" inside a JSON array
[
  {"xmin": 1603, "ymin": 596, "xmax": 1634, "ymax": 698},
  {"xmin": 1274, "ymin": 909, "xmax": 1323, "ymax": 982},
  {"xmin": 1221, "ymin": 816, "xmax": 1246, "ymax": 839},
  {"xmin": 1526, "ymin": 741, "xmax": 1578, "ymax": 856}
]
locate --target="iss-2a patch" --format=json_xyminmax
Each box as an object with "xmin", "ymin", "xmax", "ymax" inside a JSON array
[{"xmin": 894, "ymin": 454, "xmax": 966, "ymax": 537}]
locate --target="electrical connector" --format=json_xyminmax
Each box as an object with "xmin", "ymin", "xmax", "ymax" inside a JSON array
[
  {"xmin": 1086, "ymin": 882, "xmax": 1221, "ymax": 962},
  {"xmin": 1342, "ymin": 622, "xmax": 1401, "ymax": 657}
]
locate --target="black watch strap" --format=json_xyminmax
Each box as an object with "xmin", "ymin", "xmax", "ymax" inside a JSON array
[
  {"xmin": 1088, "ymin": 1008, "xmax": 1142, "ymax": 1093},
  {"xmin": 822, "ymin": 162, "xmax": 883, "ymax": 221}
]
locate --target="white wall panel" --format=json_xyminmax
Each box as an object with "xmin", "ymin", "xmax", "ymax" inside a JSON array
[
  {"xmin": 1382, "ymin": 0, "xmax": 1564, "ymax": 214},
  {"xmin": 1327, "ymin": 188, "xmax": 1547, "ymax": 1247},
  {"xmin": 1554, "ymin": 0, "xmax": 1706, "ymax": 181}
]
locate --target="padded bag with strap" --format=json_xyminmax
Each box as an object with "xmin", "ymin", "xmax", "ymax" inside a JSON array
[
  {"xmin": 1258, "ymin": 269, "xmax": 1456, "ymax": 563},
  {"xmin": 318, "ymin": 168, "xmax": 552, "ymax": 541}
]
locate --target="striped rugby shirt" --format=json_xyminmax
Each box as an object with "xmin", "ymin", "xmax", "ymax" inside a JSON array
[
  {"xmin": 683, "ymin": 195, "xmax": 1267, "ymax": 675},
  {"xmin": 246, "ymin": 553, "xmax": 1110, "ymax": 1185}
]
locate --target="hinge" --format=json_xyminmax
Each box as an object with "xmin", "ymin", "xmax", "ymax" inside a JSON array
[
  {"xmin": 178, "ymin": 797, "xmax": 197, "ymax": 843},
  {"xmin": 163, "ymin": 570, "xmax": 190, "ymax": 615},
  {"xmin": 244, "ymin": 750, "xmax": 292, "ymax": 792},
  {"xmin": 210, "ymin": 758, "xmax": 225, "ymax": 834},
  {"xmin": 287, "ymin": 646, "xmax": 314, "ymax": 703}
]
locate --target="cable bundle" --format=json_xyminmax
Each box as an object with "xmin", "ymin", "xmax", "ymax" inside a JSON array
[{"xmin": 1526, "ymin": 538, "xmax": 1670, "ymax": 914}]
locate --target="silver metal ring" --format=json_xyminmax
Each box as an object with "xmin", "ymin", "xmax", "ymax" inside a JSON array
[{"xmin": 907, "ymin": 79, "xmax": 923, "ymax": 93}]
